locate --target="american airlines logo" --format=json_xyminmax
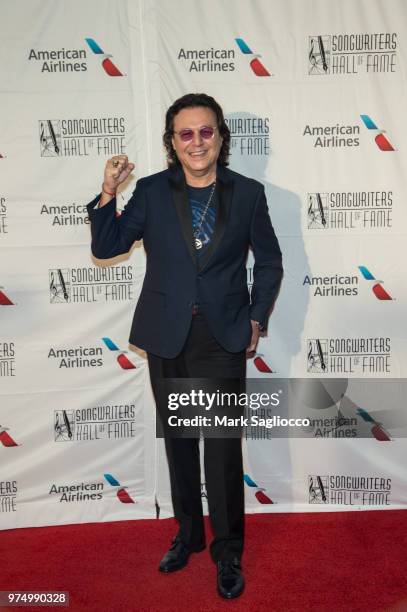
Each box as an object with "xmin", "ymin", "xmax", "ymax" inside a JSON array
[
  {"xmin": 360, "ymin": 115, "xmax": 396, "ymax": 151},
  {"xmin": 244, "ymin": 474, "xmax": 273, "ymax": 503},
  {"xmin": 85, "ymin": 38, "xmax": 124, "ymax": 76},
  {"xmin": 0, "ymin": 425, "xmax": 18, "ymax": 447},
  {"xmin": 0, "ymin": 287, "xmax": 14, "ymax": 306},
  {"xmin": 102, "ymin": 337, "xmax": 136, "ymax": 370},
  {"xmin": 358, "ymin": 266, "xmax": 393, "ymax": 300},
  {"xmin": 235, "ymin": 38, "xmax": 272, "ymax": 76},
  {"xmin": 357, "ymin": 408, "xmax": 392, "ymax": 442},
  {"xmin": 104, "ymin": 473, "xmax": 135, "ymax": 503}
]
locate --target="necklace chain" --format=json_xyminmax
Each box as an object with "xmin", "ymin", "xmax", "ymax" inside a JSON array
[{"xmin": 193, "ymin": 181, "xmax": 216, "ymax": 250}]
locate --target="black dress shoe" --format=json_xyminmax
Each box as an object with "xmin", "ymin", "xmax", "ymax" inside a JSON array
[
  {"xmin": 159, "ymin": 536, "xmax": 205, "ymax": 573},
  {"xmin": 217, "ymin": 558, "xmax": 245, "ymax": 599}
]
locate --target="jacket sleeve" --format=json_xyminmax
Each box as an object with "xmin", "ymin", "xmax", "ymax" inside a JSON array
[
  {"xmin": 86, "ymin": 179, "xmax": 147, "ymax": 259},
  {"xmin": 249, "ymin": 185, "xmax": 283, "ymax": 328}
]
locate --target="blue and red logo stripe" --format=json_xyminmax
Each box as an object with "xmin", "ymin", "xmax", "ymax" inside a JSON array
[
  {"xmin": 235, "ymin": 38, "xmax": 271, "ymax": 77},
  {"xmin": 104, "ymin": 473, "xmax": 135, "ymax": 503},
  {"xmin": 85, "ymin": 39, "xmax": 124, "ymax": 77},
  {"xmin": 358, "ymin": 266, "xmax": 393, "ymax": 300},
  {"xmin": 357, "ymin": 408, "xmax": 391, "ymax": 442},
  {"xmin": 244, "ymin": 474, "xmax": 273, "ymax": 504},
  {"xmin": 360, "ymin": 115, "xmax": 395, "ymax": 151},
  {"xmin": 0, "ymin": 287, "xmax": 14, "ymax": 306},
  {"xmin": 0, "ymin": 426, "xmax": 18, "ymax": 447},
  {"xmin": 102, "ymin": 337, "xmax": 136, "ymax": 369}
]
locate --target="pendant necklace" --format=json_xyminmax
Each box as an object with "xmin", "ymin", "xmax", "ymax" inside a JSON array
[{"xmin": 193, "ymin": 181, "xmax": 216, "ymax": 250}]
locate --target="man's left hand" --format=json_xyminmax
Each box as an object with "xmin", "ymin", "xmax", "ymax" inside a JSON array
[{"xmin": 247, "ymin": 320, "xmax": 261, "ymax": 354}]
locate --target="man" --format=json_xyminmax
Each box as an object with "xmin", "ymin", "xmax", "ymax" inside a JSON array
[{"xmin": 87, "ymin": 93, "xmax": 283, "ymax": 599}]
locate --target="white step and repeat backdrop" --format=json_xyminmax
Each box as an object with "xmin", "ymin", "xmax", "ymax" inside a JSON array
[{"xmin": 1, "ymin": 0, "xmax": 407, "ymax": 529}]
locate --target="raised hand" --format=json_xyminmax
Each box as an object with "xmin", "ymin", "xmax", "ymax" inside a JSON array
[
  {"xmin": 103, "ymin": 155, "xmax": 135, "ymax": 193},
  {"xmin": 98, "ymin": 156, "xmax": 135, "ymax": 207}
]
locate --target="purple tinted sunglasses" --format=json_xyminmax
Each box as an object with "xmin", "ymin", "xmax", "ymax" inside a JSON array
[{"xmin": 173, "ymin": 126, "xmax": 217, "ymax": 142}]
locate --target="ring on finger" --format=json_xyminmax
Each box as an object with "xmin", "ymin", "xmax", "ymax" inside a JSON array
[{"xmin": 112, "ymin": 159, "xmax": 120, "ymax": 168}]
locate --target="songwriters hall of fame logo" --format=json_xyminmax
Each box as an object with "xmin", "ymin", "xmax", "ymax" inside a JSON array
[
  {"xmin": 309, "ymin": 475, "xmax": 329, "ymax": 503},
  {"xmin": 54, "ymin": 404, "xmax": 136, "ymax": 442},
  {"xmin": 309, "ymin": 36, "xmax": 331, "ymax": 75},
  {"xmin": 307, "ymin": 337, "xmax": 391, "ymax": 375},
  {"xmin": 0, "ymin": 480, "xmax": 17, "ymax": 513},
  {"xmin": 226, "ymin": 115, "xmax": 270, "ymax": 157},
  {"xmin": 307, "ymin": 191, "xmax": 393, "ymax": 231},
  {"xmin": 0, "ymin": 341, "xmax": 16, "ymax": 377},
  {"xmin": 49, "ymin": 266, "xmax": 134, "ymax": 304},
  {"xmin": 309, "ymin": 475, "xmax": 391, "ymax": 506},
  {"xmin": 39, "ymin": 120, "xmax": 61, "ymax": 156},
  {"xmin": 39, "ymin": 117, "xmax": 126, "ymax": 157},
  {"xmin": 49, "ymin": 269, "xmax": 70, "ymax": 303},
  {"xmin": 309, "ymin": 33, "xmax": 397, "ymax": 75},
  {"xmin": 54, "ymin": 410, "xmax": 75, "ymax": 441},
  {"xmin": 0, "ymin": 196, "xmax": 7, "ymax": 235},
  {"xmin": 307, "ymin": 193, "xmax": 328, "ymax": 229},
  {"xmin": 307, "ymin": 339, "xmax": 328, "ymax": 373}
]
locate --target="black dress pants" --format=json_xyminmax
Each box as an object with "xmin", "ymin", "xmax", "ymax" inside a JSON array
[{"xmin": 147, "ymin": 312, "xmax": 246, "ymax": 562}]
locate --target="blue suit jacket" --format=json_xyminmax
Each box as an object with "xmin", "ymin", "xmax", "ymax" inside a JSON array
[{"xmin": 87, "ymin": 164, "xmax": 283, "ymax": 358}]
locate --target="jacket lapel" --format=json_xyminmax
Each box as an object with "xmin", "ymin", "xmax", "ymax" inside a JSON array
[
  {"xmin": 199, "ymin": 165, "xmax": 234, "ymax": 271},
  {"xmin": 168, "ymin": 165, "xmax": 197, "ymax": 268}
]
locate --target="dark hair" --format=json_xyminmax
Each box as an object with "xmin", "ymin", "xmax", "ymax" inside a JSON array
[{"xmin": 163, "ymin": 93, "xmax": 230, "ymax": 167}]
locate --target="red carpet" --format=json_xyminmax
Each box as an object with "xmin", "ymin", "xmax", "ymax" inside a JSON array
[{"xmin": 1, "ymin": 511, "xmax": 407, "ymax": 611}]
